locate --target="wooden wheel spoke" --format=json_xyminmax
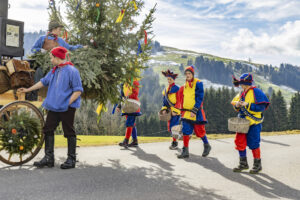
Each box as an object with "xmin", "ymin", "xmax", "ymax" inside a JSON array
[{"xmin": 8, "ymin": 153, "xmax": 12, "ymax": 161}]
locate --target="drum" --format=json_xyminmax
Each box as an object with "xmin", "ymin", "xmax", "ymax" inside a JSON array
[
  {"xmin": 158, "ymin": 109, "xmax": 171, "ymax": 121},
  {"xmin": 228, "ymin": 117, "xmax": 250, "ymax": 134},
  {"xmin": 171, "ymin": 125, "xmax": 183, "ymax": 140},
  {"xmin": 122, "ymin": 99, "xmax": 140, "ymax": 113}
]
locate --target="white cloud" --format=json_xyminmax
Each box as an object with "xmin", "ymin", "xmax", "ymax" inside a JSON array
[
  {"xmin": 222, "ymin": 21, "xmax": 300, "ymax": 57},
  {"xmin": 8, "ymin": 0, "xmax": 49, "ymax": 32}
]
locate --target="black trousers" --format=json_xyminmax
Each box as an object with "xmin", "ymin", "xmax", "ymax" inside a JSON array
[{"xmin": 43, "ymin": 107, "xmax": 76, "ymax": 137}]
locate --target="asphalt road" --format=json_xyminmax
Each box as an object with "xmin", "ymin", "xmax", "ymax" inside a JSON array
[{"xmin": 0, "ymin": 134, "xmax": 300, "ymax": 200}]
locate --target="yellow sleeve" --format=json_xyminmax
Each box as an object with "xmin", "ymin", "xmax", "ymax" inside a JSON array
[{"xmin": 231, "ymin": 94, "xmax": 240, "ymax": 106}]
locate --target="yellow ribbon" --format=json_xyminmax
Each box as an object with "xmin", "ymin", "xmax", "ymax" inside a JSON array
[
  {"xmin": 116, "ymin": 9, "xmax": 125, "ymax": 23},
  {"xmin": 131, "ymin": 0, "xmax": 138, "ymax": 10}
]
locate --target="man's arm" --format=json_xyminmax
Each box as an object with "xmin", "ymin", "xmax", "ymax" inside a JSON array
[
  {"xmin": 17, "ymin": 81, "xmax": 44, "ymax": 93},
  {"xmin": 69, "ymin": 91, "xmax": 82, "ymax": 105}
]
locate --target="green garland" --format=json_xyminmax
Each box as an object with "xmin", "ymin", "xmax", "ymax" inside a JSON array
[{"xmin": 0, "ymin": 111, "xmax": 42, "ymax": 155}]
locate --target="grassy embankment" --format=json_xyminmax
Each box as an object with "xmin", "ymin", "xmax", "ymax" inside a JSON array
[{"xmin": 54, "ymin": 130, "xmax": 300, "ymax": 147}]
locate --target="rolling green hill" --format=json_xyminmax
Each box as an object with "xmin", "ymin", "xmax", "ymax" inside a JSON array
[{"xmin": 149, "ymin": 46, "xmax": 297, "ymax": 104}]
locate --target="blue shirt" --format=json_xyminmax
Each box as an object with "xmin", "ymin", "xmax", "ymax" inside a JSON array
[
  {"xmin": 40, "ymin": 65, "xmax": 83, "ymax": 112},
  {"xmin": 31, "ymin": 35, "xmax": 83, "ymax": 53}
]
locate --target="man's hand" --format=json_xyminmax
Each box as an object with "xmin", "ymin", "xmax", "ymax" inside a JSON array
[
  {"xmin": 172, "ymin": 111, "xmax": 177, "ymax": 116},
  {"xmin": 162, "ymin": 110, "xmax": 167, "ymax": 114},
  {"xmin": 241, "ymin": 101, "xmax": 249, "ymax": 107},
  {"xmin": 17, "ymin": 88, "xmax": 29, "ymax": 93},
  {"xmin": 235, "ymin": 101, "xmax": 242, "ymax": 108},
  {"xmin": 190, "ymin": 112, "xmax": 196, "ymax": 118},
  {"xmin": 116, "ymin": 107, "xmax": 121, "ymax": 113}
]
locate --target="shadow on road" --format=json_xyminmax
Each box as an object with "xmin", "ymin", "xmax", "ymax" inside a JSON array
[
  {"xmin": 261, "ymin": 139, "xmax": 290, "ymax": 147},
  {"xmin": 185, "ymin": 154, "xmax": 300, "ymax": 200},
  {"xmin": 129, "ymin": 147, "xmax": 174, "ymax": 171},
  {"xmin": 0, "ymin": 159, "xmax": 229, "ymax": 200}
]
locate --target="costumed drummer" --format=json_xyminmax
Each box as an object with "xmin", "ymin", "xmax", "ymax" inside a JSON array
[
  {"xmin": 161, "ymin": 70, "xmax": 181, "ymax": 150},
  {"xmin": 31, "ymin": 20, "xmax": 83, "ymax": 53},
  {"xmin": 115, "ymin": 78, "xmax": 142, "ymax": 148},
  {"xmin": 18, "ymin": 47, "xmax": 83, "ymax": 170},
  {"xmin": 231, "ymin": 73, "xmax": 269, "ymax": 174},
  {"xmin": 177, "ymin": 66, "xmax": 211, "ymax": 159}
]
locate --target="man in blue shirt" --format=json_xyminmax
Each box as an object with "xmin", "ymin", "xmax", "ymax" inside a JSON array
[
  {"xmin": 18, "ymin": 47, "xmax": 83, "ymax": 169},
  {"xmin": 31, "ymin": 21, "xmax": 83, "ymax": 53}
]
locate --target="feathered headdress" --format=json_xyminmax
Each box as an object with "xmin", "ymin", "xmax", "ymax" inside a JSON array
[{"xmin": 162, "ymin": 69, "xmax": 178, "ymax": 80}]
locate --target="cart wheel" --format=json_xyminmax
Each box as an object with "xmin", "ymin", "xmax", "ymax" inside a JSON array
[{"xmin": 0, "ymin": 101, "xmax": 45, "ymax": 166}]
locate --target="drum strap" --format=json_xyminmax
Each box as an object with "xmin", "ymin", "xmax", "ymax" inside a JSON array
[
  {"xmin": 164, "ymin": 89, "xmax": 176, "ymax": 108},
  {"xmin": 240, "ymin": 107, "xmax": 264, "ymax": 122}
]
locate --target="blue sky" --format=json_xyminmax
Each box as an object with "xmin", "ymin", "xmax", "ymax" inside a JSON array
[{"xmin": 8, "ymin": 0, "xmax": 300, "ymax": 66}]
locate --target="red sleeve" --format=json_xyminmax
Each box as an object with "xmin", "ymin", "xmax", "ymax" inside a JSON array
[
  {"xmin": 175, "ymin": 86, "xmax": 184, "ymax": 110},
  {"xmin": 129, "ymin": 80, "xmax": 139, "ymax": 100}
]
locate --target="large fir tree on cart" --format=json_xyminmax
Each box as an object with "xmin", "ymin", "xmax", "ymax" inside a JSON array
[{"xmin": 32, "ymin": 0, "xmax": 156, "ymax": 104}]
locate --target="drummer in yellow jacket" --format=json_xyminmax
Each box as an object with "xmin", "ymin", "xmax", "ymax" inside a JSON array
[
  {"xmin": 177, "ymin": 66, "xmax": 211, "ymax": 159},
  {"xmin": 161, "ymin": 70, "xmax": 181, "ymax": 150},
  {"xmin": 231, "ymin": 73, "xmax": 269, "ymax": 174}
]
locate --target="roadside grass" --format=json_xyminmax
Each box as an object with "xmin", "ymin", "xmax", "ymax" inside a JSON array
[{"xmin": 54, "ymin": 130, "xmax": 300, "ymax": 147}]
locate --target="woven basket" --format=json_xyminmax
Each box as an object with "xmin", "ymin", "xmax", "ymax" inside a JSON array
[
  {"xmin": 171, "ymin": 125, "xmax": 183, "ymax": 140},
  {"xmin": 158, "ymin": 109, "xmax": 171, "ymax": 121},
  {"xmin": 0, "ymin": 66, "xmax": 10, "ymax": 94},
  {"xmin": 228, "ymin": 117, "xmax": 250, "ymax": 134},
  {"xmin": 122, "ymin": 99, "xmax": 140, "ymax": 113}
]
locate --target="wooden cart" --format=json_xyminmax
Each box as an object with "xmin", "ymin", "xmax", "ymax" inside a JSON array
[{"xmin": 0, "ymin": 90, "xmax": 45, "ymax": 166}]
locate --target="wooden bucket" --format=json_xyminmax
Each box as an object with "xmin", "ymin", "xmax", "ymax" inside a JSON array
[
  {"xmin": 171, "ymin": 125, "xmax": 183, "ymax": 140},
  {"xmin": 0, "ymin": 66, "xmax": 10, "ymax": 94},
  {"xmin": 122, "ymin": 99, "xmax": 140, "ymax": 113},
  {"xmin": 158, "ymin": 109, "xmax": 171, "ymax": 121},
  {"xmin": 228, "ymin": 117, "xmax": 250, "ymax": 134}
]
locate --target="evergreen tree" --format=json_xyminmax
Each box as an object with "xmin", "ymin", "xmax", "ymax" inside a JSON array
[
  {"xmin": 288, "ymin": 92, "xmax": 300, "ymax": 130},
  {"xmin": 271, "ymin": 91, "xmax": 288, "ymax": 131},
  {"xmin": 31, "ymin": 0, "xmax": 157, "ymax": 104}
]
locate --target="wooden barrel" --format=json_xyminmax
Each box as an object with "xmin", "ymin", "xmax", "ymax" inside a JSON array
[
  {"xmin": 228, "ymin": 117, "xmax": 250, "ymax": 134},
  {"xmin": 0, "ymin": 66, "xmax": 10, "ymax": 94}
]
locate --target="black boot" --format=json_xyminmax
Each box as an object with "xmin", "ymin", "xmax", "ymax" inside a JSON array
[
  {"xmin": 233, "ymin": 157, "xmax": 249, "ymax": 172},
  {"xmin": 202, "ymin": 143, "xmax": 211, "ymax": 157},
  {"xmin": 128, "ymin": 139, "xmax": 138, "ymax": 147},
  {"xmin": 250, "ymin": 159, "xmax": 262, "ymax": 174},
  {"xmin": 60, "ymin": 136, "xmax": 77, "ymax": 169},
  {"xmin": 34, "ymin": 135, "xmax": 55, "ymax": 168},
  {"xmin": 169, "ymin": 141, "xmax": 178, "ymax": 150},
  {"xmin": 119, "ymin": 138, "xmax": 129, "ymax": 148},
  {"xmin": 177, "ymin": 147, "xmax": 189, "ymax": 159}
]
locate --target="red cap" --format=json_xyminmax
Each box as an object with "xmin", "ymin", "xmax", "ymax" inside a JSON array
[
  {"xmin": 51, "ymin": 46, "xmax": 68, "ymax": 60},
  {"xmin": 185, "ymin": 65, "xmax": 195, "ymax": 75}
]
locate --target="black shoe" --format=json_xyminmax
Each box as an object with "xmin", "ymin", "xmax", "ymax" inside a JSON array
[
  {"xmin": 177, "ymin": 147, "xmax": 189, "ymax": 159},
  {"xmin": 250, "ymin": 159, "xmax": 262, "ymax": 174},
  {"xmin": 61, "ymin": 136, "xmax": 77, "ymax": 169},
  {"xmin": 33, "ymin": 135, "xmax": 54, "ymax": 168},
  {"xmin": 169, "ymin": 141, "xmax": 178, "ymax": 150},
  {"xmin": 119, "ymin": 138, "xmax": 129, "ymax": 148},
  {"xmin": 128, "ymin": 139, "xmax": 138, "ymax": 147},
  {"xmin": 202, "ymin": 143, "xmax": 211, "ymax": 157},
  {"xmin": 233, "ymin": 157, "xmax": 249, "ymax": 172}
]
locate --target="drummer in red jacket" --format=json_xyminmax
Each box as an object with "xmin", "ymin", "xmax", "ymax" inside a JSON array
[{"xmin": 116, "ymin": 79, "xmax": 141, "ymax": 148}]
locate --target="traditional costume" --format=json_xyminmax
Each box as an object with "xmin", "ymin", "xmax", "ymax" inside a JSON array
[
  {"xmin": 161, "ymin": 70, "xmax": 181, "ymax": 150},
  {"xmin": 117, "ymin": 80, "xmax": 142, "ymax": 148},
  {"xmin": 31, "ymin": 21, "xmax": 83, "ymax": 53},
  {"xmin": 177, "ymin": 66, "xmax": 211, "ymax": 159},
  {"xmin": 231, "ymin": 73, "xmax": 269, "ymax": 174},
  {"xmin": 33, "ymin": 47, "xmax": 83, "ymax": 169}
]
